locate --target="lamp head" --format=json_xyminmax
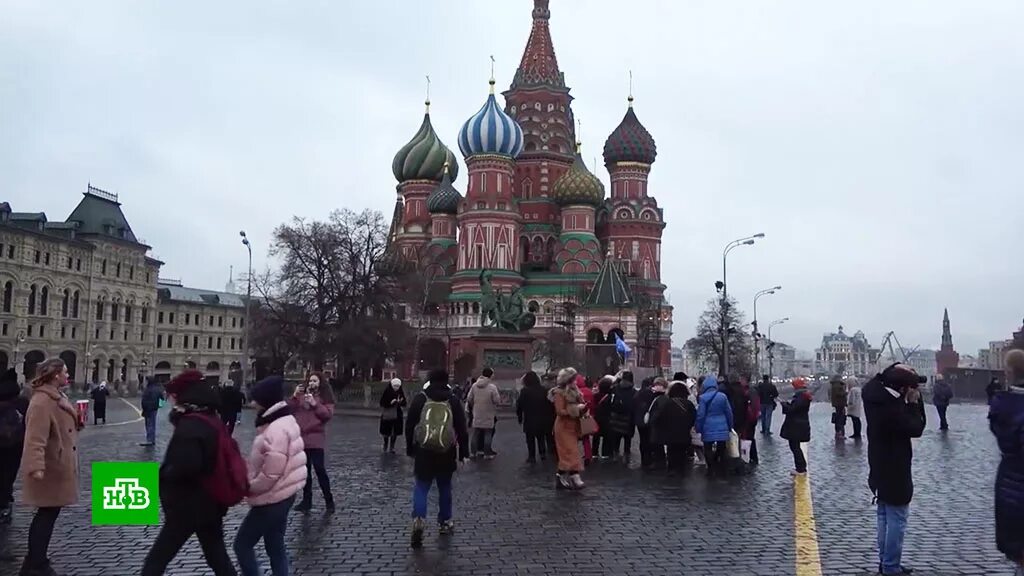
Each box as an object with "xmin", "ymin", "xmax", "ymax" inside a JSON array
[
  {"xmin": 239, "ymin": 230, "xmax": 246, "ymax": 238},
  {"xmin": 753, "ymin": 233, "xmax": 766, "ymax": 239},
  {"xmin": 743, "ymin": 239, "xmax": 755, "ymax": 246},
  {"xmin": 714, "ymin": 281, "xmax": 725, "ymax": 292},
  {"xmin": 242, "ymin": 237, "xmax": 250, "ymax": 246},
  {"xmin": 773, "ymin": 285, "xmax": 782, "ymax": 291}
]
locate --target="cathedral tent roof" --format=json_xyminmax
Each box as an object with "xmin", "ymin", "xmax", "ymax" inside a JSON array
[{"xmin": 584, "ymin": 255, "xmax": 633, "ymax": 308}]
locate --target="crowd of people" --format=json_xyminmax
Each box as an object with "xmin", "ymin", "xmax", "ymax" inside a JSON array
[{"xmin": 0, "ymin": 352, "xmax": 1021, "ymax": 575}]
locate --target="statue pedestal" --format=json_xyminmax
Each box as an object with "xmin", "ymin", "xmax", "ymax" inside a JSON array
[{"xmin": 470, "ymin": 330, "xmax": 535, "ymax": 386}]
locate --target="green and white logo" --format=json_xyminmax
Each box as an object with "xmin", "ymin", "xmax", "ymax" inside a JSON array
[{"xmin": 91, "ymin": 462, "xmax": 159, "ymax": 525}]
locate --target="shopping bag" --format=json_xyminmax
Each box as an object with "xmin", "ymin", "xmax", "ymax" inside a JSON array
[
  {"xmin": 579, "ymin": 415, "xmax": 598, "ymax": 437},
  {"xmin": 726, "ymin": 430, "xmax": 741, "ymax": 459},
  {"xmin": 740, "ymin": 439, "xmax": 752, "ymax": 463}
]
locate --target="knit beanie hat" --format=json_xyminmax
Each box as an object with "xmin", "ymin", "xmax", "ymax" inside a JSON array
[
  {"xmin": 251, "ymin": 376, "xmax": 285, "ymax": 408},
  {"xmin": 165, "ymin": 369, "xmax": 204, "ymax": 397},
  {"xmin": 791, "ymin": 378, "xmax": 808, "ymax": 389},
  {"xmin": 0, "ymin": 368, "xmax": 19, "ymax": 401}
]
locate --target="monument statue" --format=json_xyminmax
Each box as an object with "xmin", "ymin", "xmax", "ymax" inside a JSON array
[{"xmin": 479, "ymin": 270, "xmax": 536, "ymax": 332}]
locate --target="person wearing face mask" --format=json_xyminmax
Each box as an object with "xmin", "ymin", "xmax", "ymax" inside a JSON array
[
  {"xmin": 289, "ymin": 372, "xmax": 336, "ymax": 513},
  {"xmin": 379, "ymin": 378, "xmax": 407, "ymax": 453},
  {"xmin": 863, "ymin": 363, "xmax": 927, "ymax": 576}
]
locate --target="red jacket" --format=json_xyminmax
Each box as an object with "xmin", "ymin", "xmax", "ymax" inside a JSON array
[
  {"xmin": 576, "ymin": 376, "xmax": 595, "ymax": 416},
  {"xmin": 742, "ymin": 382, "xmax": 761, "ymax": 440}
]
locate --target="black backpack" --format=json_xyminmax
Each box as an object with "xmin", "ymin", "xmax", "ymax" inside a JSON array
[{"xmin": 0, "ymin": 403, "xmax": 24, "ymax": 448}]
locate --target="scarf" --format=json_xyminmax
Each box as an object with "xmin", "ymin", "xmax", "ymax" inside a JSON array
[
  {"xmin": 255, "ymin": 402, "xmax": 294, "ymax": 428},
  {"xmin": 168, "ymin": 402, "xmax": 216, "ymax": 425}
]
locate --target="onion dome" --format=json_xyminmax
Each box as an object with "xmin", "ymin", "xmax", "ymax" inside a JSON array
[
  {"xmin": 552, "ymin": 145, "xmax": 605, "ymax": 207},
  {"xmin": 458, "ymin": 80, "xmax": 524, "ymax": 159},
  {"xmin": 426, "ymin": 163, "xmax": 462, "ymax": 215},
  {"xmin": 602, "ymin": 96, "xmax": 657, "ymax": 165},
  {"xmin": 392, "ymin": 101, "xmax": 459, "ymax": 183}
]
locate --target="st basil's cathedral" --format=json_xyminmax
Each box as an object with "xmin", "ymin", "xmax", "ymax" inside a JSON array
[{"xmin": 385, "ymin": 0, "xmax": 672, "ymax": 382}]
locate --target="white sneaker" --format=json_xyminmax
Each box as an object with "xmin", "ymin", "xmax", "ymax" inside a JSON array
[{"xmin": 569, "ymin": 473, "xmax": 585, "ymax": 489}]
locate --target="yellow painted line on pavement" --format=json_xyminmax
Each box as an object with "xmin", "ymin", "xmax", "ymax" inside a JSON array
[{"xmin": 794, "ymin": 443, "xmax": 823, "ymax": 576}]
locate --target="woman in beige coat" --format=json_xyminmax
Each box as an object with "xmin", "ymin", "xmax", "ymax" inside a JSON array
[
  {"xmin": 549, "ymin": 368, "xmax": 587, "ymax": 490},
  {"xmin": 20, "ymin": 358, "xmax": 80, "ymax": 576}
]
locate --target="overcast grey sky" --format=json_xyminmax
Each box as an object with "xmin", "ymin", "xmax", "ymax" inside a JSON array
[{"xmin": 2, "ymin": 0, "xmax": 1022, "ymax": 354}]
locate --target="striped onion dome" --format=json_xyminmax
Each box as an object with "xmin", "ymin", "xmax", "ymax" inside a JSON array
[
  {"xmin": 458, "ymin": 80, "xmax": 524, "ymax": 159},
  {"xmin": 552, "ymin": 145, "xmax": 605, "ymax": 207},
  {"xmin": 426, "ymin": 163, "xmax": 462, "ymax": 214},
  {"xmin": 392, "ymin": 102, "xmax": 459, "ymax": 183}
]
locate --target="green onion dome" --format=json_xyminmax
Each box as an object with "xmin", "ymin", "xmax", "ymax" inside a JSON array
[
  {"xmin": 426, "ymin": 163, "xmax": 462, "ymax": 215},
  {"xmin": 392, "ymin": 102, "xmax": 460, "ymax": 183}
]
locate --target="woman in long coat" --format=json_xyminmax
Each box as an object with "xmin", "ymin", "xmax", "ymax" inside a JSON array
[
  {"xmin": 379, "ymin": 378, "xmax": 407, "ymax": 453},
  {"xmin": 21, "ymin": 358, "xmax": 80, "ymax": 575},
  {"xmin": 549, "ymin": 368, "xmax": 587, "ymax": 490}
]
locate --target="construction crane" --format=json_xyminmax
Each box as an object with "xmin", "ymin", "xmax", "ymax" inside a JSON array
[{"xmin": 877, "ymin": 331, "xmax": 920, "ymax": 368}]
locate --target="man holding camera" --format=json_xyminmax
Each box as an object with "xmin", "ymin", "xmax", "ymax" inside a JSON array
[{"xmin": 863, "ymin": 363, "xmax": 927, "ymax": 576}]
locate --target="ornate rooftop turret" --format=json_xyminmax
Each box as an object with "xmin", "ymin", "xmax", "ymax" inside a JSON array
[
  {"xmin": 552, "ymin": 144, "xmax": 605, "ymax": 207},
  {"xmin": 458, "ymin": 77, "xmax": 524, "ymax": 159},
  {"xmin": 392, "ymin": 101, "xmax": 459, "ymax": 183},
  {"xmin": 426, "ymin": 163, "xmax": 462, "ymax": 215},
  {"xmin": 603, "ymin": 94, "xmax": 657, "ymax": 166}
]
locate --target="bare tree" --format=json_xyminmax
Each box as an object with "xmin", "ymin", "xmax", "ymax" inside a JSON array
[
  {"xmin": 532, "ymin": 327, "xmax": 578, "ymax": 373},
  {"xmin": 690, "ymin": 296, "xmax": 754, "ymax": 379},
  {"xmin": 251, "ymin": 209, "xmax": 411, "ymax": 376}
]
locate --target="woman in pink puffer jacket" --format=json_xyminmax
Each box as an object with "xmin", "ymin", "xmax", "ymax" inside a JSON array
[{"xmin": 233, "ymin": 376, "xmax": 307, "ymax": 576}]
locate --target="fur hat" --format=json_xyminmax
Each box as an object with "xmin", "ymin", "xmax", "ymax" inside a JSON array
[
  {"xmin": 556, "ymin": 367, "xmax": 578, "ymax": 386},
  {"xmin": 165, "ymin": 369, "xmax": 205, "ymax": 397},
  {"xmin": 0, "ymin": 368, "xmax": 19, "ymax": 401}
]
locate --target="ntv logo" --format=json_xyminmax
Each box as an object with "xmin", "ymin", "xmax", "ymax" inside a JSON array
[
  {"xmin": 92, "ymin": 462, "xmax": 159, "ymax": 525},
  {"xmin": 102, "ymin": 478, "xmax": 151, "ymax": 510}
]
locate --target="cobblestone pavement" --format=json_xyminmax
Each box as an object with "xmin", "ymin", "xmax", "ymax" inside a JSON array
[{"xmin": 0, "ymin": 399, "xmax": 1013, "ymax": 576}]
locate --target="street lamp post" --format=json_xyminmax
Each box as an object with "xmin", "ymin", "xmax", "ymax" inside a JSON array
[
  {"xmin": 767, "ymin": 317, "xmax": 790, "ymax": 380},
  {"xmin": 240, "ymin": 231, "xmax": 253, "ymax": 388},
  {"xmin": 720, "ymin": 233, "xmax": 765, "ymax": 377},
  {"xmin": 752, "ymin": 285, "xmax": 782, "ymax": 377}
]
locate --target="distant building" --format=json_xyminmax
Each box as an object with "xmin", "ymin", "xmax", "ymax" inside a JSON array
[
  {"xmin": 979, "ymin": 340, "xmax": 1013, "ymax": 370},
  {"xmin": 670, "ymin": 346, "xmax": 685, "ymax": 376},
  {"xmin": 906, "ymin": 349, "xmax": 938, "ymax": 379},
  {"xmin": 935, "ymin": 308, "xmax": 960, "ymax": 374},
  {"xmin": 0, "ymin": 185, "xmax": 248, "ymax": 387},
  {"xmin": 958, "ymin": 354, "xmax": 978, "ymax": 369},
  {"xmin": 815, "ymin": 326, "xmax": 880, "ymax": 376},
  {"xmin": 766, "ymin": 342, "xmax": 798, "ymax": 378}
]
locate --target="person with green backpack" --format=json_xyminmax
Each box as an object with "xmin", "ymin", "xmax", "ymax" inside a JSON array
[{"xmin": 404, "ymin": 369, "xmax": 469, "ymax": 549}]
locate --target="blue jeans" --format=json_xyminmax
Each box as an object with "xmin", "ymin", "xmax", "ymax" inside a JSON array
[
  {"xmin": 760, "ymin": 405, "xmax": 775, "ymax": 433},
  {"xmin": 876, "ymin": 501, "xmax": 910, "ymax": 574},
  {"xmin": 473, "ymin": 428, "xmax": 494, "ymax": 455},
  {"xmin": 412, "ymin": 476, "xmax": 452, "ymax": 523},
  {"xmin": 234, "ymin": 495, "xmax": 294, "ymax": 576},
  {"xmin": 144, "ymin": 413, "xmax": 157, "ymax": 444}
]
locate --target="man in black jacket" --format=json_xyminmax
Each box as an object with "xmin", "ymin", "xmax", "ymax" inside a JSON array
[
  {"xmin": 863, "ymin": 363, "xmax": 926, "ymax": 576},
  {"xmin": 757, "ymin": 375, "xmax": 780, "ymax": 435},
  {"xmin": 633, "ymin": 377, "xmax": 657, "ymax": 468},
  {"xmin": 218, "ymin": 381, "xmax": 245, "ymax": 435}
]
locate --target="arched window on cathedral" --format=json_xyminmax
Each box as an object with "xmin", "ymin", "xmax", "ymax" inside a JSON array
[{"xmin": 28, "ymin": 285, "xmax": 37, "ymax": 315}]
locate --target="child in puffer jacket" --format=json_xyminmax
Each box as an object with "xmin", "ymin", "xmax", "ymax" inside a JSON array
[{"xmin": 233, "ymin": 376, "xmax": 307, "ymax": 576}]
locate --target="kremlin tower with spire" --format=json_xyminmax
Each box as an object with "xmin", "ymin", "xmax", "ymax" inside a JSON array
[{"xmin": 385, "ymin": 0, "xmax": 671, "ymax": 381}]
